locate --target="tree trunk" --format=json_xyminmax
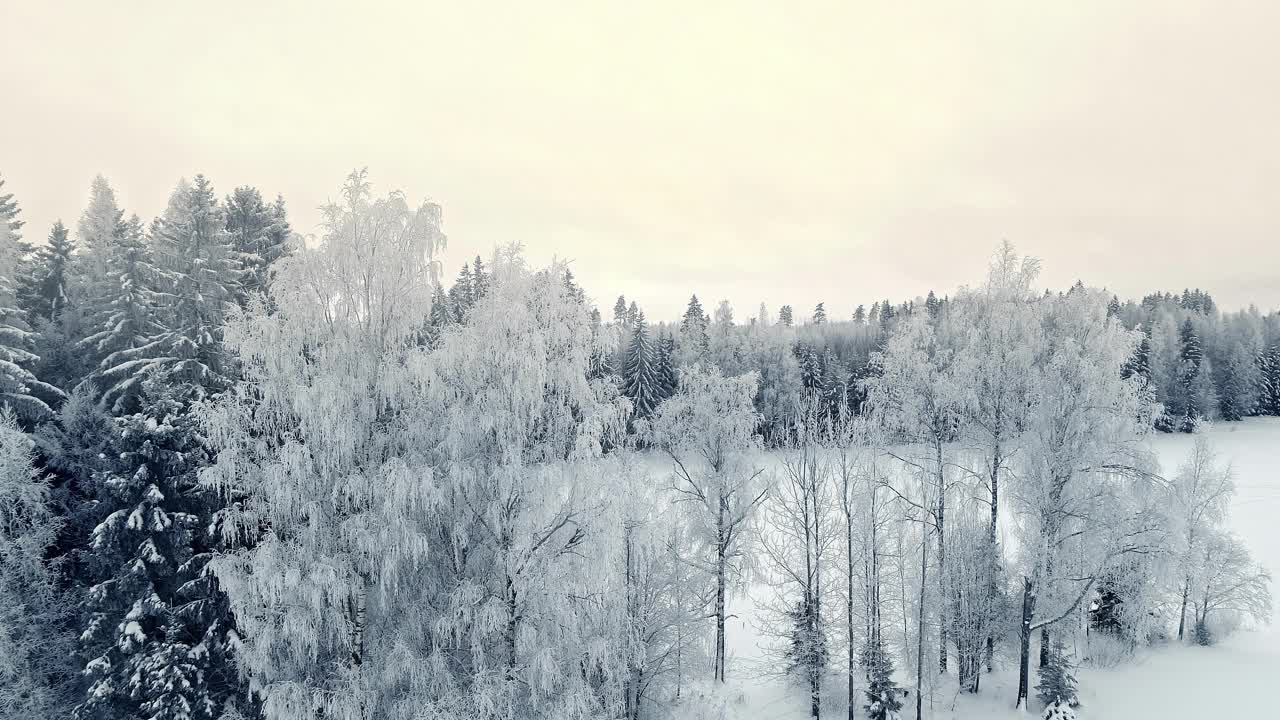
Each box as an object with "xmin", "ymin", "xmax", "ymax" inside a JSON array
[
  {"xmin": 1015, "ymin": 576, "xmax": 1034, "ymax": 709},
  {"xmin": 986, "ymin": 446, "xmax": 1001, "ymax": 673},
  {"xmin": 1177, "ymin": 577, "xmax": 1190, "ymax": 642},
  {"xmin": 847, "ymin": 489, "xmax": 856, "ymax": 720},
  {"xmin": 715, "ymin": 493, "xmax": 728, "ymax": 683},
  {"xmin": 624, "ymin": 523, "xmax": 638, "ymax": 720},
  {"xmin": 936, "ymin": 439, "xmax": 948, "ymax": 676},
  {"xmin": 916, "ymin": 525, "xmax": 928, "ymax": 720}
]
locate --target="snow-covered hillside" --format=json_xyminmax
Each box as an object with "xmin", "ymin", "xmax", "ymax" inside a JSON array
[{"xmin": 703, "ymin": 419, "xmax": 1280, "ymax": 720}]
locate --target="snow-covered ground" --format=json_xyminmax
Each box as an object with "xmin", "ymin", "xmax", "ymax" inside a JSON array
[{"xmin": 705, "ymin": 418, "xmax": 1280, "ymax": 719}]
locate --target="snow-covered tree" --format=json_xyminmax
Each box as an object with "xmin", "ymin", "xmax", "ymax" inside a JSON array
[
  {"xmin": 759, "ymin": 394, "xmax": 836, "ymax": 718},
  {"xmin": 76, "ymin": 378, "xmax": 219, "ymax": 720},
  {"xmin": 26, "ymin": 220, "xmax": 75, "ymax": 321},
  {"xmin": 1034, "ymin": 637, "xmax": 1078, "ymax": 715},
  {"xmin": 0, "ymin": 410, "xmax": 74, "ymax": 717},
  {"xmin": 774, "ymin": 304, "xmax": 791, "ymax": 328},
  {"xmin": 80, "ymin": 214, "xmax": 164, "ymax": 413},
  {"xmin": 0, "ymin": 211, "xmax": 61, "ymax": 421},
  {"xmin": 225, "ymin": 186, "xmax": 292, "ymax": 305},
  {"xmin": 1188, "ymin": 530, "xmax": 1272, "ymax": 645},
  {"xmin": 622, "ymin": 310, "xmax": 660, "ymax": 421},
  {"xmin": 203, "ymin": 169, "xmax": 447, "ymax": 720},
  {"xmin": 1259, "ymin": 343, "xmax": 1280, "ymax": 416},
  {"xmin": 812, "ymin": 302, "xmax": 827, "ymax": 325},
  {"xmin": 948, "ymin": 242, "xmax": 1040, "ymax": 675},
  {"xmin": 1011, "ymin": 287, "xmax": 1157, "ymax": 709},
  {"xmin": 1162, "ymin": 435, "xmax": 1235, "ymax": 642},
  {"xmin": 651, "ymin": 364, "xmax": 765, "ymax": 684},
  {"xmin": 148, "ymin": 176, "xmax": 242, "ymax": 396},
  {"xmin": 867, "ymin": 311, "xmax": 965, "ymax": 679}
]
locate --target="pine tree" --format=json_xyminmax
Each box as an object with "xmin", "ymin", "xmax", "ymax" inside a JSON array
[
  {"xmin": 1107, "ymin": 294, "xmax": 1122, "ymax": 318},
  {"xmin": 27, "ymin": 220, "xmax": 75, "ymax": 322},
  {"xmin": 623, "ymin": 310, "xmax": 660, "ymax": 420},
  {"xmin": 149, "ymin": 176, "xmax": 241, "ymax": 397},
  {"xmin": 778, "ymin": 304, "xmax": 793, "ymax": 327},
  {"xmin": 812, "ymin": 302, "xmax": 826, "ymax": 325},
  {"xmin": 76, "ymin": 379, "xmax": 224, "ymax": 720},
  {"xmin": 852, "ymin": 304, "xmax": 866, "ymax": 324}
]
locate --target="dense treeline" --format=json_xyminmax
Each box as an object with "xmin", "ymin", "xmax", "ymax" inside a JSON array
[{"xmin": 0, "ymin": 171, "xmax": 1273, "ymax": 720}]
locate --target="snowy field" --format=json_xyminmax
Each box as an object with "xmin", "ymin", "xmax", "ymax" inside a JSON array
[{"xmin": 710, "ymin": 419, "xmax": 1280, "ymax": 720}]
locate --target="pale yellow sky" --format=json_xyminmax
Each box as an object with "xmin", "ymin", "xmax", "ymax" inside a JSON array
[{"xmin": 3, "ymin": 0, "xmax": 1278, "ymax": 319}]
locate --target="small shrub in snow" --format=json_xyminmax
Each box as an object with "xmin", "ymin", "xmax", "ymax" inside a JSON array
[{"xmin": 1043, "ymin": 699, "xmax": 1077, "ymax": 720}]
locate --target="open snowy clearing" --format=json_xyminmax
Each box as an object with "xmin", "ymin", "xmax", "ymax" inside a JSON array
[{"xmin": 702, "ymin": 419, "xmax": 1280, "ymax": 720}]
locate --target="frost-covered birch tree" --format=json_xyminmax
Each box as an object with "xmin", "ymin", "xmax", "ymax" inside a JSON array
[
  {"xmin": 759, "ymin": 393, "xmax": 837, "ymax": 718},
  {"xmin": 204, "ymin": 170, "xmax": 446, "ymax": 720},
  {"xmin": 1011, "ymin": 287, "xmax": 1158, "ymax": 709},
  {"xmin": 651, "ymin": 363, "xmax": 766, "ymax": 684},
  {"xmin": 0, "ymin": 410, "xmax": 74, "ymax": 717}
]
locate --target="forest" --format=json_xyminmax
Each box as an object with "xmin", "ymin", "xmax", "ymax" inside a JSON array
[{"xmin": 0, "ymin": 169, "xmax": 1275, "ymax": 720}]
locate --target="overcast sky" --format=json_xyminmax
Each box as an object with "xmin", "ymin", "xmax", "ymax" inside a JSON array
[{"xmin": 4, "ymin": 1, "xmax": 1278, "ymax": 320}]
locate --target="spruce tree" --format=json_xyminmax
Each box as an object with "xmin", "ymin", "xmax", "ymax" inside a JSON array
[
  {"xmin": 423, "ymin": 283, "xmax": 453, "ymax": 348},
  {"xmin": 655, "ymin": 331, "xmax": 679, "ymax": 400},
  {"xmin": 622, "ymin": 310, "xmax": 659, "ymax": 420},
  {"xmin": 613, "ymin": 295, "xmax": 628, "ymax": 325},
  {"xmin": 471, "ymin": 254, "xmax": 489, "ymax": 301},
  {"xmin": 448, "ymin": 262, "xmax": 474, "ymax": 322},
  {"xmin": 853, "ymin": 304, "xmax": 866, "ymax": 324},
  {"xmin": 1122, "ymin": 330, "xmax": 1151, "ymax": 382},
  {"xmin": 1258, "ymin": 344, "xmax": 1280, "ymax": 416},
  {"xmin": 27, "ymin": 220, "xmax": 76, "ymax": 322},
  {"xmin": 926, "ymin": 290, "xmax": 941, "ymax": 318},
  {"xmin": 812, "ymin": 302, "xmax": 826, "ymax": 325},
  {"xmin": 1178, "ymin": 317, "xmax": 1207, "ymax": 431},
  {"xmin": 1035, "ymin": 637, "xmax": 1078, "ymax": 715},
  {"xmin": 81, "ymin": 214, "xmax": 164, "ymax": 413},
  {"xmin": 224, "ymin": 186, "xmax": 291, "ymax": 305},
  {"xmin": 0, "ymin": 175, "xmax": 24, "ymax": 237},
  {"xmin": 76, "ymin": 379, "xmax": 228, "ymax": 720},
  {"xmin": 861, "ymin": 637, "xmax": 902, "ymax": 720},
  {"xmin": 681, "ymin": 294, "xmax": 710, "ymax": 358},
  {"xmin": 0, "ymin": 206, "xmax": 61, "ymax": 422},
  {"xmin": 148, "ymin": 176, "xmax": 241, "ymax": 397},
  {"xmin": 563, "ymin": 269, "xmax": 586, "ymax": 304},
  {"xmin": 1217, "ymin": 340, "xmax": 1259, "ymax": 421}
]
